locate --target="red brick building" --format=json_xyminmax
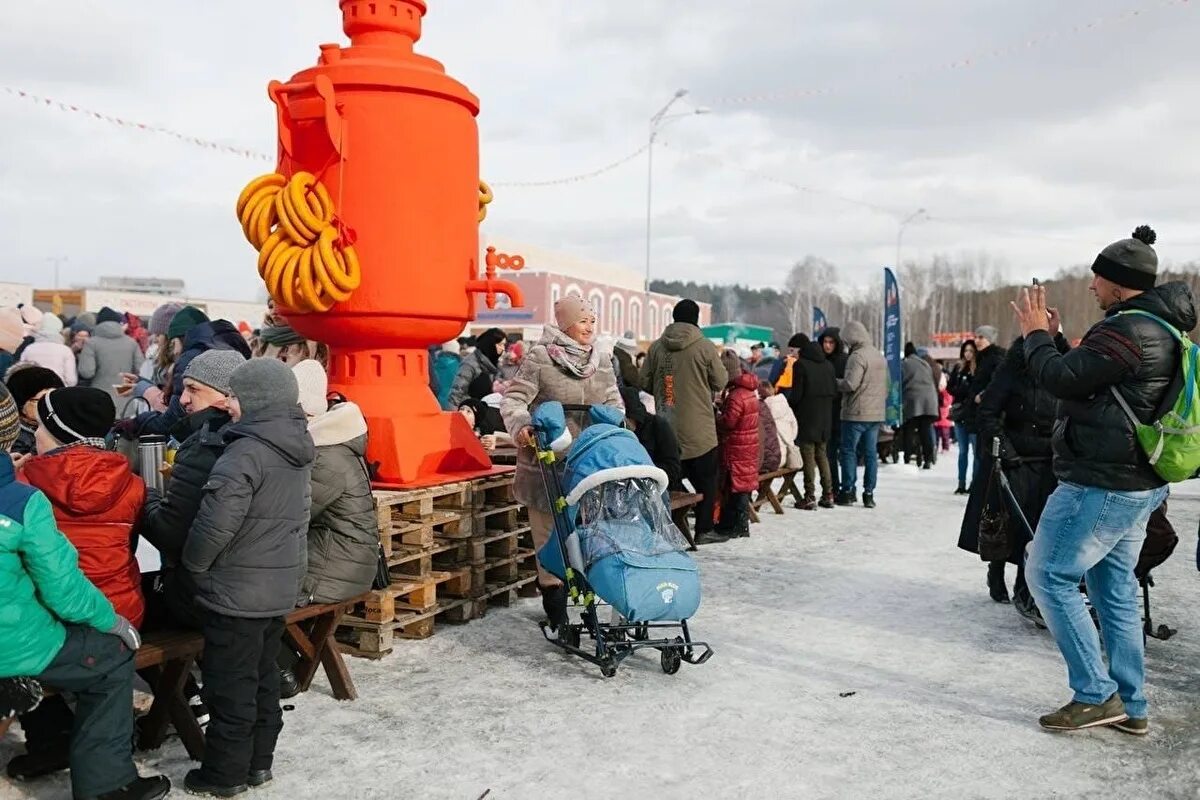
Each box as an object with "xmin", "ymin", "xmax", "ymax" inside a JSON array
[{"xmin": 470, "ymin": 239, "xmax": 711, "ymax": 342}]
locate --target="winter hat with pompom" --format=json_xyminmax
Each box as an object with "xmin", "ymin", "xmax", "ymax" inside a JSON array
[{"xmin": 1092, "ymin": 225, "xmax": 1158, "ymax": 291}]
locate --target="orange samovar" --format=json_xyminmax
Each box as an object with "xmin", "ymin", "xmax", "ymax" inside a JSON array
[{"xmin": 252, "ymin": 0, "xmax": 522, "ymax": 486}]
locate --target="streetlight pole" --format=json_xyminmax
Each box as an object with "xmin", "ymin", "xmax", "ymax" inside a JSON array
[
  {"xmin": 644, "ymin": 90, "xmax": 709, "ymax": 339},
  {"xmin": 46, "ymin": 256, "xmax": 68, "ymax": 290},
  {"xmin": 895, "ymin": 208, "xmax": 927, "ymax": 273}
]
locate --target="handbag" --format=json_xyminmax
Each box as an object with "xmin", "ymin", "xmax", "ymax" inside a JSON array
[
  {"xmin": 357, "ymin": 456, "xmax": 392, "ymax": 591},
  {"xmin": 976, "ymin": 463, "xmax": 1011, "ymax": 562}
]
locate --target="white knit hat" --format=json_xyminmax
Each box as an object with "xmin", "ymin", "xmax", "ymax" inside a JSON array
[{"xmin": 292, "ymin": 359, "xmax": 329, "ymax": 417}]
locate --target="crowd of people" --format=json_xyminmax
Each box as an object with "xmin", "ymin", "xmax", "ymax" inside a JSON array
[
  {"xmin": 0, "ymin": 225, "xmax": 1194, "ymax": 798},
  {"xmin": 0, "ymin": 301, "xmax": 381, "ymax": 799}
]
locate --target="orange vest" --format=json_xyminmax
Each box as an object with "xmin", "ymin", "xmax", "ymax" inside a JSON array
[{"xmin": 775, "ymin": 355, "xmax": 797, "ymax": 390}]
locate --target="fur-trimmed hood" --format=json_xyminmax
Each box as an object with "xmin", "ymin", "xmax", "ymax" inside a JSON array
[{"xmin": 308, "ymin": 401, "xmax": 369, "ymax": 449}]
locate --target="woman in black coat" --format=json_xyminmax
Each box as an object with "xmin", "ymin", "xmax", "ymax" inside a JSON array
[
  {"xmin": 946, "ymin": 341, "xmax": 978, "ymax": 493},
  {"xmin": 788, "ymin": 334, "xmax": 837, "ymax": 506},
  {"xmin": 958, "ymin": 334, "xmax": 1067, "ymax": 608}
]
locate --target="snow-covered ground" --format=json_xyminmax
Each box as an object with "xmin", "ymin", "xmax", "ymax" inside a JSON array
[{"xmin": 5, "ymin": 454, "xmax": 1200, "ymax": 800}]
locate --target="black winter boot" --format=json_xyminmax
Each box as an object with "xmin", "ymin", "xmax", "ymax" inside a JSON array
[
  {"xmin": 183, "ymin": 769, "xmax": 246, "ymax": 797},
  {"xmin": 862, "ymin": 492, "xmax": 876, "ymax": 509},
  {"xmin": 540, "ymin": 583, "xmax": 569, "ymax": 631},
  {"xmin": 82, "ymin": 775, "xmax": 172, "ymax": 800},
  {"xmin": 987, "ymin": 561, "xmax": 1011, "ymax": 604},
  {"xmin": 277, "ymin": 667, "xmax": 301, "ymax": 700},
  {"xmin": 818, "ymin": 493, "xmax": 836, "ymax": 509},
  {"xmin": 835, "ymin": 491, "xmax": 855, "ymax": 507},
  {"xmin": 955, "ymin": 484, "xmax": 968, "ymax": 495},
  {"xmin": 6, "ymin": 749, "xmax": 69, "ymax": 782}
]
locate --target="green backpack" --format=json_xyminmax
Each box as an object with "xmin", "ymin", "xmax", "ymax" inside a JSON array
[{"xmin": 1109, "ymin": 310, "xmax": 1200, "ymax": 482}]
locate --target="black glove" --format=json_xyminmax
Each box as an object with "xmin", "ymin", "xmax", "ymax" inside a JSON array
[
  {"xmin": 998, "ymin": 440, "xmax": 1021, "ymax": 470},
  {"xmin": 0, "ymin": 677, "xmax": 43, "ymax": 719},
  {"xmin": 112, "ymin": 418, "xmax": 140, "ymax": 441}
]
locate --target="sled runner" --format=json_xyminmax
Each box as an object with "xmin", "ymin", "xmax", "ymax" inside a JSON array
[{"xmin": 531, "ymin": 402, "xmax": 713, "ymax": 677}]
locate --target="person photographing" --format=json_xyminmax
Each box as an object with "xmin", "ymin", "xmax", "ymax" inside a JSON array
[{"xmin": 1012, "ymin": 226, "xmax": 1194, "ymax": 735}]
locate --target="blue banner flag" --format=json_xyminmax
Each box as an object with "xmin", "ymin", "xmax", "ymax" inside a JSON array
[
  {"xmin": 883, "ymin": 268, "xmax": 903, "ymax": 427},
  {"xmin": 812, "ymin": 306, "xmax": 827, "ymax": 338}
]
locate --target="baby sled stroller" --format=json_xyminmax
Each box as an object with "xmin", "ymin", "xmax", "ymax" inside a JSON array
[{"xmin": 531, "ymin": 402, "xmax": 713, "ymax": 678}]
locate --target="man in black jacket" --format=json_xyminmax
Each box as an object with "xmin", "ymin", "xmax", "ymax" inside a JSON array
[
  {"xmin": 1013, "ymin": 225, "xmax": 1190, "ymax": 735},
  {"xmin": 141, "ymin": 349, "xmax": 247, "ymax": 631},
  {"xmin": 620, "ymin": 386, "xmax": 683, "ymax": 491},
  {"xmin": 127, "ymin": 317, "xmax": 252, "ymax": 439},
  {"xmin": 182, "ymin": 358, "xmax": 314, "ymax": 796}
]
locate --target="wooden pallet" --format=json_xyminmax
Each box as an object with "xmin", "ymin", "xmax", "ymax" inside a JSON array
[
  {"xmin": 470, "ymin": 549, "xmax": 536, "ymax": 596},
  {"xmin": 442, "ymin": 571, "xmax": 540, "ymax": 624},
  {"xmin": 471, "ymin": 475, "xmax": 518, "ymax": 511},
  {"xmin": 338, "ymin": 473, "xmax": 534, "ymax": 655},
  {"xmin": 433, "ymin": 527, "xmax": 530, "ymax": 569}
]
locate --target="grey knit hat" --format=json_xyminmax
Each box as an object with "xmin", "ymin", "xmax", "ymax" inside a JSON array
[
  {"xmin": 1092, "ymin": 225, "xmax": 1158, "ymax": 291},
  {"xmin": 149, "ymin": 302, "xmax": 185, "ymax": 337},
  {"xmin": 229, "ymin": 358, "xmax": 299, "ymax": 416},
  {"xmin": 183, "ymin": 350, "xmax": 247, "ymax": 396},
  {"xmin": 974, "ymin": 325, "xmax": 999, "ymax": 343}
]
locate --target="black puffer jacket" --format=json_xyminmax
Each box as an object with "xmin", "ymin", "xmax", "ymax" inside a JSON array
[
  {"xmin": 790, "ymin": 340, "xmax": 837, "ymax": 443},
  {"xmin": 302, "ymin": 403, "xmax": 379, "ymax": 605},
  {"xmin": 183, "ymin": 405, "xmax": 314, "ymax": 618},
  {"xmin": 978, "ymin": 335, "xmax": 1068, "ymax": 461},
  {"xmin": 142, "ymin": 407, "xmax": 231, "ymax": 566},
  {"xmin": 1025, "ymin": 281, "xmax": 1198, "ymax": 491}
]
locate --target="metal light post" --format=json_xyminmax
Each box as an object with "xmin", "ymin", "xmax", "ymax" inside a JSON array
[
  {"xmin": 895, "ymin": 208, "xmax": 927, "ymax": 273},
  {"xmin": 644, "ymin": 90, "xmax": 709, "ymax": 339},
  {"xmin": 46, "ymin": 256, "xmax": 68, "ymax": 290}
]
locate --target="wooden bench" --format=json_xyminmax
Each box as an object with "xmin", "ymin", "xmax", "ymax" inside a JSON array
[
  {"xmin": 669, "ymin": 491, "xmax": 702, "ymax": 550},
  {"xmin": 136, "ymin": 598, "xmax": 362, "ymax": 759},
  {"xmin": 284, "ymin": 596, "xmax": 364, "ymax": 702},
  {"xmin": 749, "ymin": 468, "xmax": 803, "ymax": 523},
  {"xmin": 135, "ymin": 630, "xmax": 207, "ymax": 760},
  {"xmin": 4, "ymin": 599, "xmax": 363, "ymax": 759}
]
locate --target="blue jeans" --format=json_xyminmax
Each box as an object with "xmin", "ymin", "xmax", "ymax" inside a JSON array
[
  {"xmin": 954, "ymin": 422, "xmax": 975, "ymax": 486},
  {"xmin": 839, "ymin": 421, "xmax": 880, "ymax": 495},
  {"xmin": 1026, "ymin": 482, "xmax": 1168, "ymax": 718}
]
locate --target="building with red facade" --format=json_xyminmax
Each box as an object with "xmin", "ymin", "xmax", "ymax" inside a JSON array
[{"xmin": 469, "ymin": 238, "xmax": 712, "ymax": 342}]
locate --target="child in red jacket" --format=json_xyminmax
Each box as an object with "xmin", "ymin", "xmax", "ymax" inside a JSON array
[
  {"xmin": 21, "ymin": 388, "xmax": 145, "ymax": 627},
  {"xmin": 716, "ymin": 368, "xmax": 760, "ymax": 538}
]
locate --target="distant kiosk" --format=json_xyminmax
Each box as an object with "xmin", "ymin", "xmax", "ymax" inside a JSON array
[{"xmin": 702, "ymin": 322, "xmax": 773, "ymax": 351}]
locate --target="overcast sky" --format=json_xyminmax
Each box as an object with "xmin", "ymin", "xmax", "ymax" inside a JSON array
[{"xmin": 2, "ymin": 1, "xmax": 1198, "ymax": 301}]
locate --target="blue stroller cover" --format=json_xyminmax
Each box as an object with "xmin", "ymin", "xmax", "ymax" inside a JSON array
[{"xmin": 532, "ymin": 402, "xmax": 701, "ymax": 622}]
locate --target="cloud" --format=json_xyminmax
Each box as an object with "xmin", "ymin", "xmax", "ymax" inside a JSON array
[{"xmin": 0, "ymin": 0, "xmax": 1197, "ymax": 305}]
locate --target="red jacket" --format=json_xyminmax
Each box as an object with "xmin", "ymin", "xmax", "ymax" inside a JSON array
[
  {"xmin": 22, "ymin": 446, "xmax": 146, "ymax": 627},
  {"xmin": 718, "ymin": 371, "xmax": 761, "ymax": 493},
  {"xmin": 935, "ymin": 387, "xmax": 954, "ymax": 430}
]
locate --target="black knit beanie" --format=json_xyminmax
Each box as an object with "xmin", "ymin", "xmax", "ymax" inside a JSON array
[
  {"xmin": 96, "ymin": 306, "xmax": 124, "ymax": 326},
  {"xmin": 787, "ymin": 333, "xmax": 810, "ymax": 349},
  {"xmin": 37, "ymin": 387, "xmax": 115, "ymax": 444},
  {"xmin": 673, "ymin": 299, "xmax": 700, "ymax": 326},
  {"xmin": 6, "ymin": 366, "xmax": 64, "ymax": 409},
  {"xmin": 1091, "ymin": 225, "xmax": 1158, "ymax": 291}
]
